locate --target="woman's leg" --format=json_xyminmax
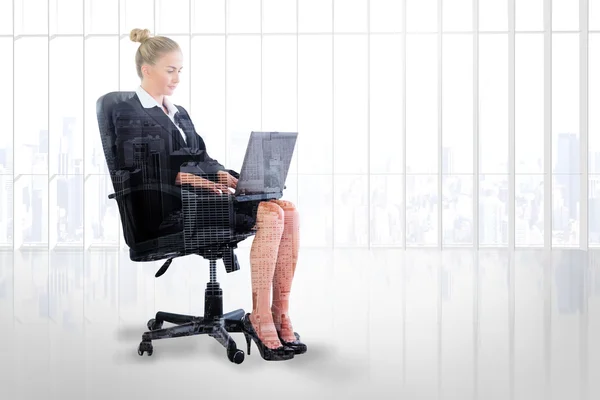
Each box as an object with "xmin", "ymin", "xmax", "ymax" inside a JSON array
[
  {"xmin": 269, "ymin": 199, "xmax": 300, "ymax": 342},
  {"xmin": 248, "ymin": 201, "xmax": 285, "ymax": 349}
]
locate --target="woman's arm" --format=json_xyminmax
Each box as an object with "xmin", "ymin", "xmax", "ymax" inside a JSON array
[
  {"xmin": 175, "ymin": 171, "xmax": 229, "ymax": 194},
  {"xmin": 177, "ymin": 106, "xmax": 240, "ymax": 178},
  {"xmin": 113, "ymin": 103, "xmax": 184, "ymax": 190}
]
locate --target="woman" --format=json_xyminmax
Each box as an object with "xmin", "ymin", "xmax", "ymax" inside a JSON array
[{"xmin": 123, "ymin": 28, "xmax": 305, "ymax": 361}]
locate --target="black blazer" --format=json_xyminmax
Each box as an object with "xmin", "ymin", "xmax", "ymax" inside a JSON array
[{"xmin": 111, "ymin": 93, "xmax": 237, "ymax": 235}]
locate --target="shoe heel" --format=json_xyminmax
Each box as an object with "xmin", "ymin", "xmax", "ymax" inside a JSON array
[{"xmin": 243, "ymin": 331, "xmax": 251, "ymax": 355}]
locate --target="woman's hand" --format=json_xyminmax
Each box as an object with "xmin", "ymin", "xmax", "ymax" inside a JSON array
[
  {"xmin": 175, "ymin": 172, "xmax": 230, "ymax": 195},
  {"xmin": 216, "ymin": 170, "xmax": 238, "ymax": 189}
]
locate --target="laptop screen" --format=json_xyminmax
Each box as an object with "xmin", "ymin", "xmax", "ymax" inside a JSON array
[{"xmin": 235, "ymin": 131, "xmax": 297, "ymax": 195}]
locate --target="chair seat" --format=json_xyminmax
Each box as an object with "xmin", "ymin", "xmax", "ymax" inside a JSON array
[{"xmin": 129, "ymin": 227, "xmax": 256, "ymax": 262}]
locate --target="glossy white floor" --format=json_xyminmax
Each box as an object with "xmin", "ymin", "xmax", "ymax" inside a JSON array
[{"xmin": 0, "ymin": 248, "xmax": 598, "ymax": 400}]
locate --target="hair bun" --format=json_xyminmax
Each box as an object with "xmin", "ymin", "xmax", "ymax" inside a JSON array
[{"xmin": 130, "ymin": 28, "xmax": 151, "ymax": 44}]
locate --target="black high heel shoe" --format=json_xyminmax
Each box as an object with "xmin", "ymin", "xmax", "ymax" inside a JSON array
[
  {"xmin": 242, "ymin": 313, "xmax": 295, "ymax": 361},
  {"xmin": 272, "ymin": 312, "xmax": 307, "ymax": 355},
  {"xmin": 275, "ymin": 329, "xmax": 307, "ymax": 355}
]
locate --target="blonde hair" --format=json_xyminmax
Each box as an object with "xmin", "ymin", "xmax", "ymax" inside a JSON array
[{"xmin": 130, "ymin": 28, "xmax": 181, "ymax": 80}]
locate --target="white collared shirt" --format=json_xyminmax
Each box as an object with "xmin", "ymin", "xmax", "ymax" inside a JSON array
[{"xmin": 135, "ymin": 85, "xmax": 188, "ymax": 144}]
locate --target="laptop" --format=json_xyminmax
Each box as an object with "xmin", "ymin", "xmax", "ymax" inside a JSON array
[{"xmin": 232, "ymin": 131, "xmax": 297, "ymax": 202}]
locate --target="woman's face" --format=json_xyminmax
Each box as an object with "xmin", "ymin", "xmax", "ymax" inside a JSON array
[{"xmin": 142, "ymin": 50, "xmax": 183, "ymax": 96}]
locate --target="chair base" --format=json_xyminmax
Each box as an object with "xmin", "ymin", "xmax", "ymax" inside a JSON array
[{"xmin": 138, "ymin": 285, "xmax": 247, "ymax": 364}]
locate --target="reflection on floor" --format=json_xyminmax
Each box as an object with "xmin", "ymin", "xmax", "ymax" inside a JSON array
[{"xmin": 0, "ymin": 248, "xmax": 598, "ymax": 399}]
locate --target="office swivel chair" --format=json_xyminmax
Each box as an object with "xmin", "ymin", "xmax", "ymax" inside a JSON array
[{"xmin": 96, "ymin": 91, "xmax": 259, "ymax": 364}]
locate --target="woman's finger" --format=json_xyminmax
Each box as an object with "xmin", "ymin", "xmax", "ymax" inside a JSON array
[
  {"xmin": 213, "ymin": 183, "xmax": 226, "ymax": 192},
  {"xmin": 209, "ymin": 183, "xmax": 221, "ymax": 193}
]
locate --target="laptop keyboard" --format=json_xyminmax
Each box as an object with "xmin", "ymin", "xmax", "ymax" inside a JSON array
[{"xmin": 233, "ymin": 192, "xmax": 282, "ymax": 202}]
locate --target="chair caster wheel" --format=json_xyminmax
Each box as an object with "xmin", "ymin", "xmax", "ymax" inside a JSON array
[
  {"xmin": 147, "ymin": 319, "xmax": 163, "ymax": 331},
  {"xmin": 227, "ymin": 348, "xmax": 244, "ymax": 364},
  {"xmin": 138, "ymin": 341, "xmax": 153, "ymax": 356}
]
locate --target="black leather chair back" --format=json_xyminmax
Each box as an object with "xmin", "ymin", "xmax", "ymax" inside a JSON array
[
  {"xmin": 96, "ymin": 91, "xmax": 135, "ymax": 175},
  {"xmin": 96, "ymin": 91, "xmax": 165, "ymax": 248}
]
